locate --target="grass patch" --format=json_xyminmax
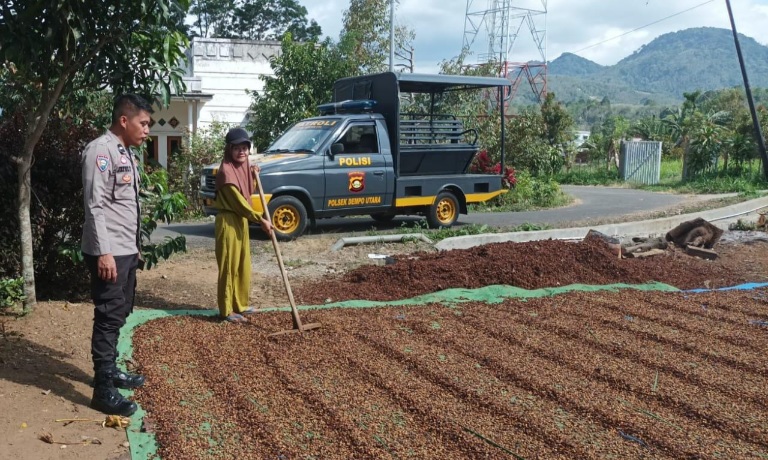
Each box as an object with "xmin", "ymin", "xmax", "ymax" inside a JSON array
[{"xmin": 556, "ymin": 165, "xmax": 621, "ymax": 186}]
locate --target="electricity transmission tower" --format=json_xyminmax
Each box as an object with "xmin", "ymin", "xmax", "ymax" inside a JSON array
[{"xmin": 463, "ymin": 0, "xmax": 548, "ymax": 104}]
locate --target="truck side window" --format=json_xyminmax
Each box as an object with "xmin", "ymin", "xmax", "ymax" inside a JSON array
[
  {"xmin": 339, "ymin": 125, "xmax": 379, "ymax": 154},
  {"xmin": 359, "ymin": 133, "xmax": 377, "ymax": 153}
]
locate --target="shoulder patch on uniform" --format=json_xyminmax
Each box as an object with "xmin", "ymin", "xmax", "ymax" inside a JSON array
[{"xmin": 96, "ymin": 154, "xmax": 110, "ymax": 172}]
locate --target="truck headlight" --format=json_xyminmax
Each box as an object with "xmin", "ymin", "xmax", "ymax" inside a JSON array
[{"xmin": 200, "ymin": 173, "xmax": 206, "ymax": 188}]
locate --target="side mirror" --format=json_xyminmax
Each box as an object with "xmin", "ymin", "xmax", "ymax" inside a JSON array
[{"xmin": 330, "ymin": 143, "xmax": 344, "ymax": 158}]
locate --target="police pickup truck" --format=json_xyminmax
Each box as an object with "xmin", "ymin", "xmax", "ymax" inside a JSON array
[{"xmin": 199, "ymin": 72, "xmax": 511, "ymax": 240}]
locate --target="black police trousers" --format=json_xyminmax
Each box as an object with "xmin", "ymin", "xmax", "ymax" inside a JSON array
[{"xmin": 84, "ymin": 253, "xmax": 138, "ymax": 373}]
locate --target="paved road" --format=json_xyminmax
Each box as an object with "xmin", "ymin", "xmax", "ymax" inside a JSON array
[
  {"xmin": 153, "ymin": 186, "xmax": 702, "ymax": 248},
  {"xmin": 461, "ymin": 185, "xmax": 692, "ymax": 227}
]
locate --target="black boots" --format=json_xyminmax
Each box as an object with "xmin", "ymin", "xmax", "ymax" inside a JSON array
[
  {"xmin": 108, "ymin": 368, "xmax": 146, "ymax": 389},
  {"xmin": 90, "ymin": 366, "xmax": 146, "ymax": 389},
  {"xmin": 90, "ymin": 385, "xmax": 137, "ymax": 416},
  {"xmin": 90, "ymin": 367, "xmax": 144, "ymax": 416}
]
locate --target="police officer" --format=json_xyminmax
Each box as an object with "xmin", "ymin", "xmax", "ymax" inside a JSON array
[{"xmin": 81, "ymin": 94, "xmax": 152, "ymax": 416}]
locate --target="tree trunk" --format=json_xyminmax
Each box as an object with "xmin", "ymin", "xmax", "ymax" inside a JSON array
[
  {"xmin": 681, "ymin": 138, "xmax": 691, "ymax": 180},
  {"xmin": 14, "ymin": 68, "xmax": 70, "ymax": 312},
  {"xmin": 17, "ymin": 149, "xmax": 36, "ymax": 311}
]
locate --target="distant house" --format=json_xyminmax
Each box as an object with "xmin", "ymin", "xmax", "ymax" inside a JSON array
[
  {"xmin": 574, "ymin": 130, "xmax": 590, "ymax": 147},
  {"xmin": 147, "ymin": 37, "xmax": 281, "ymax": 167}
]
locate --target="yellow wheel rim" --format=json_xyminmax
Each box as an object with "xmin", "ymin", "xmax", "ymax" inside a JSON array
[
  {"xmin": 272, "ymin": 205, "xmax": 300, "ymax": 234},
  {"xmin": 435, "ymin": 197, "xmax": 457, "ymax": 224}
]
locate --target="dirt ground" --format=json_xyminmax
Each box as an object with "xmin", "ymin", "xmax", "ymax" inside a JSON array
[{"xmin": 1, "ymin": 230, "xmax": 768, "ymax": 459}]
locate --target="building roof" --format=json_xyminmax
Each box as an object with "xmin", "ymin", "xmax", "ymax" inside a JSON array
[{"xmin": 395, "ymin": 72, "xmax": 511, "ymax": 92}]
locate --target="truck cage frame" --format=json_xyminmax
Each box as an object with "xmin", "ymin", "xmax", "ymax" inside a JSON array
[{"xmin": 332, "ymin": 72, "xmax": 511, "ymax": 177}]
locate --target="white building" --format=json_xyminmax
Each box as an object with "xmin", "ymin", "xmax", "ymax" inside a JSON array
[
  {"xmin": 574, "ymin": 130, "xmax": 590, "ymax": 147},
  {"xmin": 147, "ymin": 37, "xmax": 281, "ymax": 167}
]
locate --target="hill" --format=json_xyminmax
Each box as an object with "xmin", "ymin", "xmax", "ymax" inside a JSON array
[
  {"xmin": 544, "ymin": 27, "xmax": 768, "ymax": 105},
  {"xmin": 547, "ymin": 52, "xmax": 604, "ymax": 76}
]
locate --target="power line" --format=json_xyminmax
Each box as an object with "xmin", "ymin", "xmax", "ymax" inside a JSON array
[{"xmin": 569, "ymin": 0, "xmax": 716, "ymax": 55}]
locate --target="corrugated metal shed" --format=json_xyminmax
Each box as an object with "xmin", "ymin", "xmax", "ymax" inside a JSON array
[{"xmin": 619, "ymin": 141, "xmax": 662, "ymax": 185}]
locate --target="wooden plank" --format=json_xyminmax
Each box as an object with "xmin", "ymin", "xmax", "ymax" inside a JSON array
[
  {"xmin": 685, "ymin": 245, "xmax": 719, "ymax": 260},
  {"xmin": 624, "ymin": 248, "xmax": 666, "ymax": 258}
]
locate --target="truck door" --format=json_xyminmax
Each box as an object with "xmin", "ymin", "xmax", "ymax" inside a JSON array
[{"xmin": 324, "ymin": 122, "xmax": 392, "ymax": 211}]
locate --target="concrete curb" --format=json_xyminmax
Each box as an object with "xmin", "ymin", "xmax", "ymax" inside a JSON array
[
  {"xmin": 436, "ymin": 195, "xmax": 768, "ymax": 251},
  {"xmin": 331, "ymin": 233, "xmax": 433, "ymax": 251}
]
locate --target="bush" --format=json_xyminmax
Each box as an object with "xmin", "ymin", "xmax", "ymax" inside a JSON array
[
  {"xmin": 0, "ymin": 112, "xmax": 98, "ymax": 298},
  {"xmin": 168, "ymin": 121, "xmax": 229, "ymax": 217},
  {"xmin": 729, "ymin": 219, "xmax": 757, "ymax": 231},
  {"xmin": 470, "ymin": 150, "xmax": 516, "ymax": 187},
  {"xmin": 492, "ymin": 171, "xmax": 569, "ymax": 211},
  {"xmin": 0, "ymin": 277, "xmax": 25, "ymax": 312}
]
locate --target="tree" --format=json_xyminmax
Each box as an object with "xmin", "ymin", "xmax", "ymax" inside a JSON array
[
  {"xmin": 190, "ymin": 0, "xmax": 232, "ymax": 38},
  {"xmin": 540, "ymin": 93, "xmax": 575, "ymax": 149},
  {"xmin": 393, "ymin": 25, "xmax": 416, "ymax": 73},
  {"xmin": 539, "ymin": 92, "xmax": 575, "ymax": 172},
  {"xmin": 247, "ymin": 33, "xmax": 359, "ymax": 150},
  {"xmin": 342, "ymin": 0, "xmax": 415, "ymax": 74},
  {"xmin": 233, "ymin": 0, "xmax": 320, "ymax": 41},
  {"xmin": 342, "ymin": 0, "xmax": 390, "ymax": 73},
  {"xmin": 188, "ymin": 0, "xmax": 321, "ymax": 40},
  {"xmin": 0, "ymin": 0, "xmax": 190, "ymax": 310}
]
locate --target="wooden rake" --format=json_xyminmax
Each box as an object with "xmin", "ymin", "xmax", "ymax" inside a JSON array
[{"xmin": 254, "ymin": 171, "xmax": 321, "ymax": 336}]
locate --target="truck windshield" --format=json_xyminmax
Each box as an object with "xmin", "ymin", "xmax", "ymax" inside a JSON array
[{"xmin": 264, "ymin": 118, "xmax": 340, "ymax": 153}]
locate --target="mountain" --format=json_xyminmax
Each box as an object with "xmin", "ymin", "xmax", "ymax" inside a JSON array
[
  {"xmin": 543, "ymin": 27, "xmax": 768, "ymax": 105},
  {"xmin": 548, "ymin": 52, "xmax": 604, "ymax": 76}
]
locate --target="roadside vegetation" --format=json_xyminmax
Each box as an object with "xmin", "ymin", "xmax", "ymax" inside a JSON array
[
  {"xmin": 557, "ymin": 159, "xmax": 766, "ymax": 195},
  {"xmin": 555, "ymin": 88, "xmax": 768, "ymax": 196}
]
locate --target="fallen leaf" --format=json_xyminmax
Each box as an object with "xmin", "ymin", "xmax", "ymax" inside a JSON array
[
  {"xmin": 21, "ymin": 422, "xmax": 27, "ymax": 429},
  {"xmin": 103, "ymin": 415, "xmax": 130, "ymax": 429}
]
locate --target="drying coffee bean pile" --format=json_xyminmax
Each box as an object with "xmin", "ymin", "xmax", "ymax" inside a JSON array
[{"xmin": 293, "ymin": 238, "xmax": 747, "ymax": 304}]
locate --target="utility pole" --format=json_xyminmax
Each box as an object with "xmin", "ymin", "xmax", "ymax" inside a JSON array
[
  {"xmin": 725, "ymin": 0, "xmax": 768, "ymax": 179},
  {"xmin": 389, "ymin": 0, "xmax": 395, "ymax": 72}
]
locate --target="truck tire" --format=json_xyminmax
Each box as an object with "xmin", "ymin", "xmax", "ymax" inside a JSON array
[
  {"xmin": 426, "ymin": 191, "xmax": 459, "ymax": 228},
  {"xmin": 370, "ymin": 212, "xmax": 396, "ymax": 223},
  {"xmin": 268, "ymin": 195, "xmax": 308, "ymax": 241}
]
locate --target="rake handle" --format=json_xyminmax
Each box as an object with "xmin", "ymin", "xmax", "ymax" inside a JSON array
[{"xmin": 254, "ymin": 171, "xmax": 303, "ymax": 330}]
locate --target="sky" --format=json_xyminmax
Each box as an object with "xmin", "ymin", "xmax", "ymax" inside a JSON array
[{"xmin": 304, "ymin": 0, "xmax": 768, "ymax": 72}]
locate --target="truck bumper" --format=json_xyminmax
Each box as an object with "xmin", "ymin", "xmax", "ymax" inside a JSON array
[{"xmin": 199, "ymin": 190, "xmax": 218, "ymax": 216}]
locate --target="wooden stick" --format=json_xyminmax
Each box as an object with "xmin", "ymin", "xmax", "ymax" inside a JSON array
[{"xmin": 254, "ymin": 171, "xmax": 303, "ymax": 330}]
